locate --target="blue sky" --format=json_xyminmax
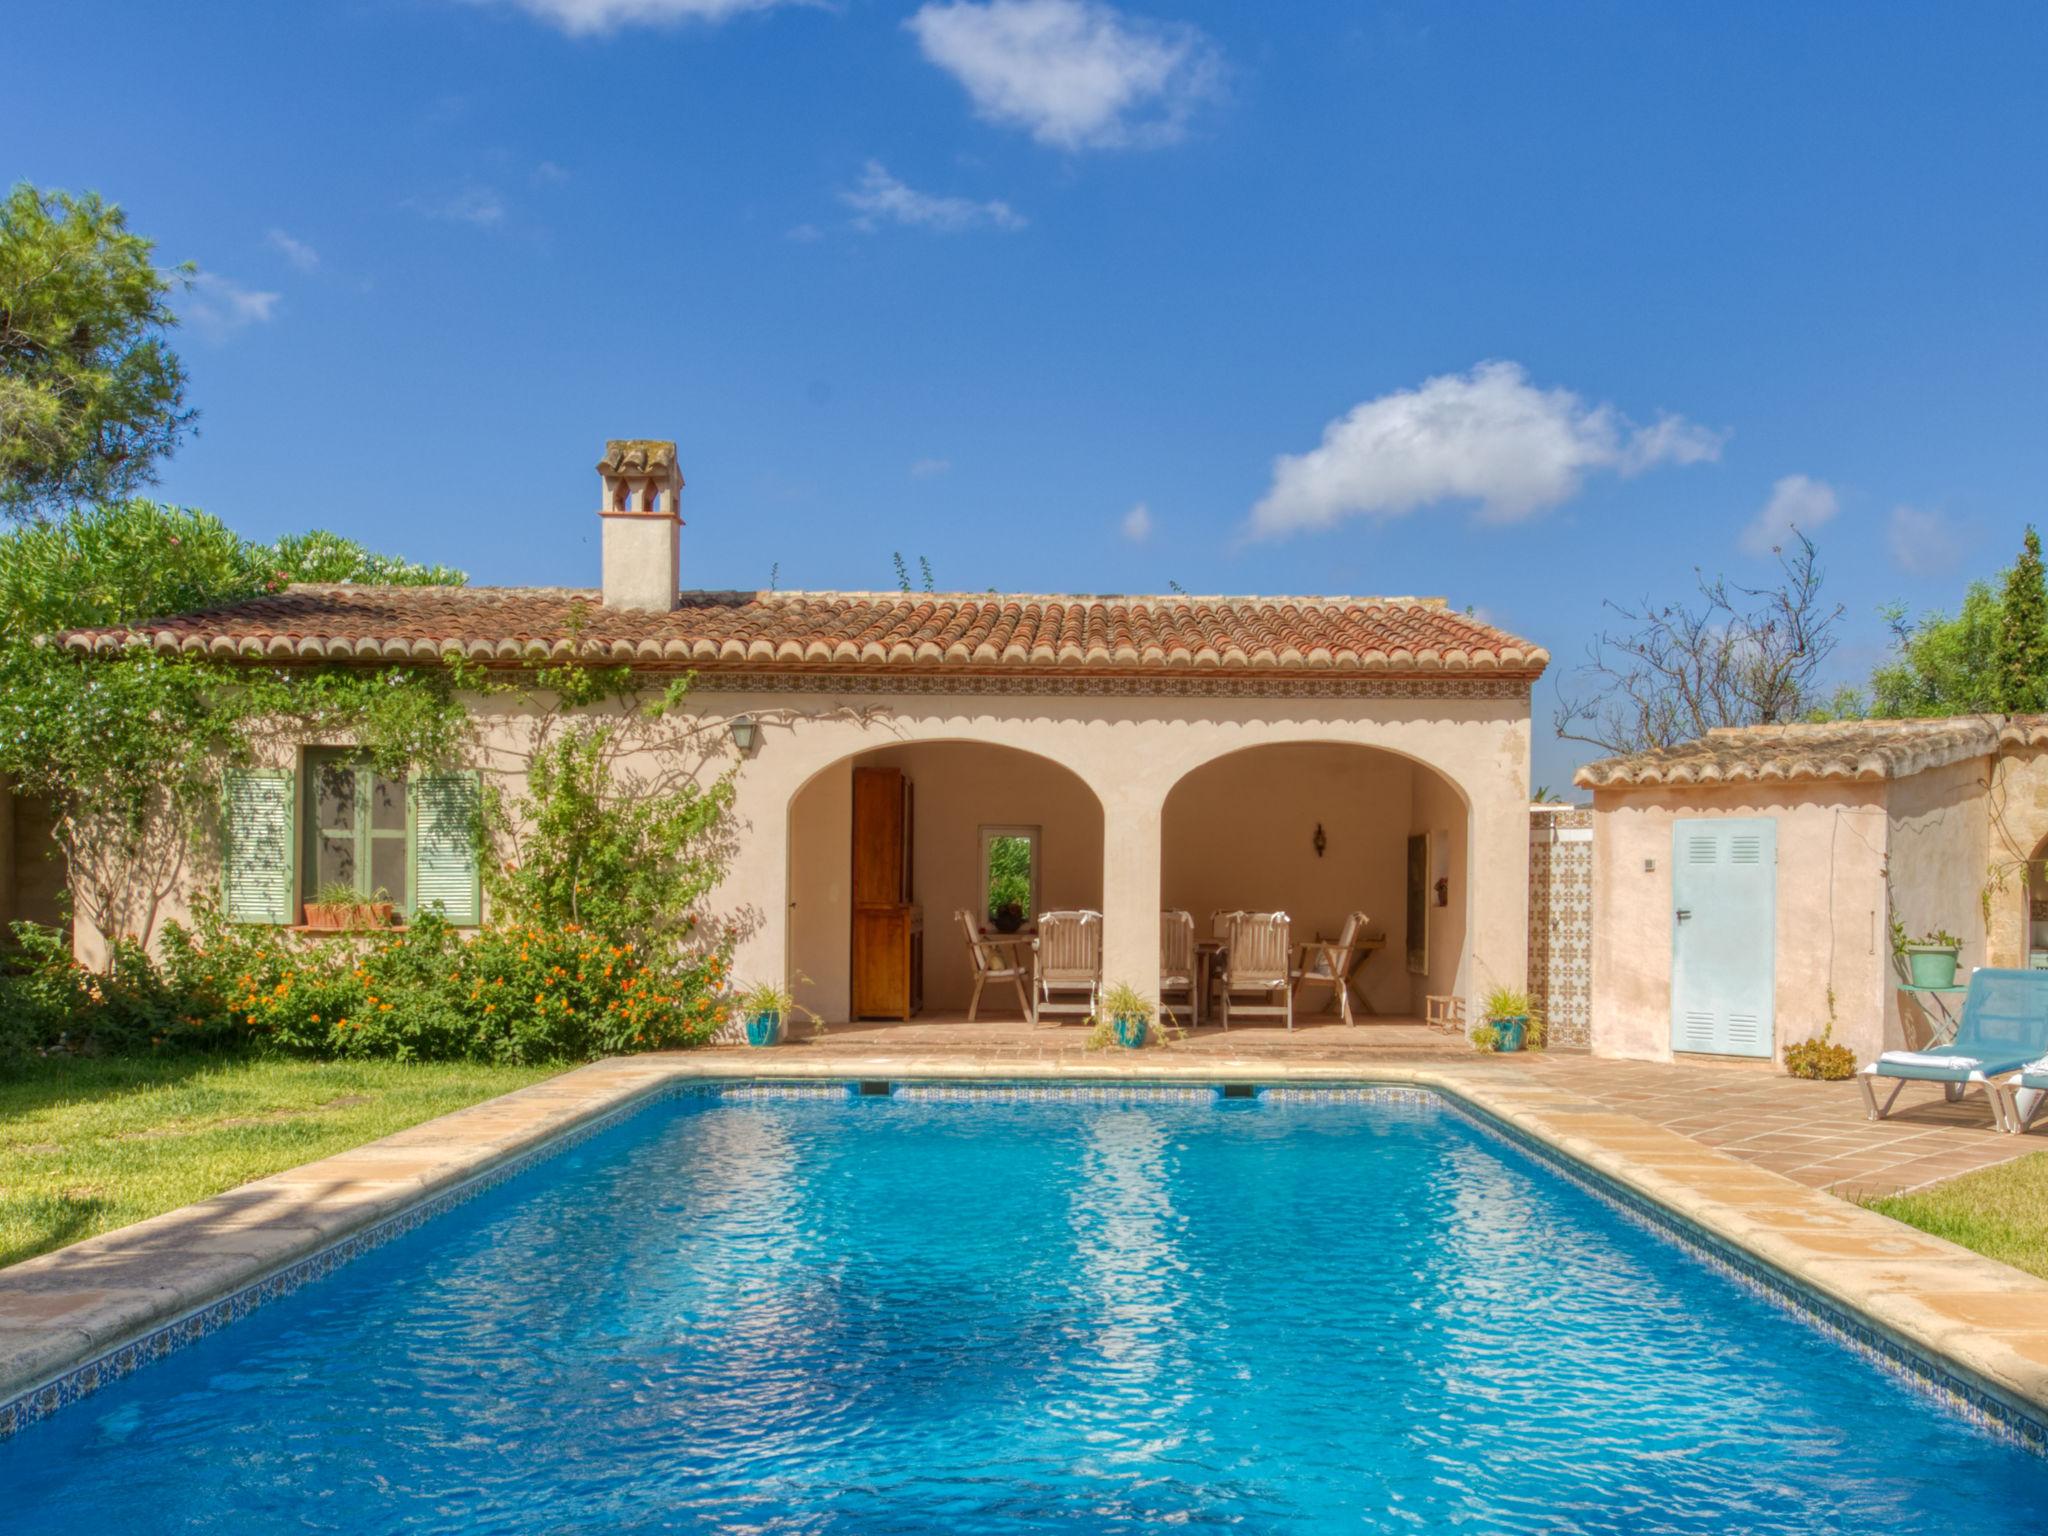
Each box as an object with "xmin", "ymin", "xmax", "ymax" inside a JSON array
[{"xmin": 10, "ymin": 0, "xmax": 2048, "ymax": 790}]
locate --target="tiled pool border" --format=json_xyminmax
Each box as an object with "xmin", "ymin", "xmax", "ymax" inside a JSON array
[{"xmin": 4, "ymin": 1071, "xmax": 2046, "ymax": 1458}]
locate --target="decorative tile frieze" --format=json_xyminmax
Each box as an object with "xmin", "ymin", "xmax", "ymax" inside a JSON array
[{"xmin": 685, "ymin": 671, "xmax": 1533, "ymax": 700}]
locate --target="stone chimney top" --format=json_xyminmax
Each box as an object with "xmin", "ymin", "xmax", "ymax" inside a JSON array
[{"xmin": 597, "ymin": 439, "xmax": 682, "ymax": 612}]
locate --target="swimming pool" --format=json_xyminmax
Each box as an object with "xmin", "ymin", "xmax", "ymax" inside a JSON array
[{"xmin": 3, "ymin": 1084, "xmax": 2041, "ymax": 1533}]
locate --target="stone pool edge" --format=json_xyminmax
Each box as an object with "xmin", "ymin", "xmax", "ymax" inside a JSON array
[{"xmin": 4, "ymin": 1052, "xmax": 2048, "ymax": 1445}]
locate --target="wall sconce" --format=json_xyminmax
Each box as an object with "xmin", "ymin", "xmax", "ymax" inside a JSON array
[
  {"xmin": 728, "ymin": 714, "xmax": 759, "ymax": 757},
  {"xmin": 1313, "ymin": 823, "xmax": 1327, "ymax": 858}
]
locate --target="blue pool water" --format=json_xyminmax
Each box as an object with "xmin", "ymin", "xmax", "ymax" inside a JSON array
[{"xmin": 4, "ymin": 1089, "xmax": 2043, "ymax": 1533}]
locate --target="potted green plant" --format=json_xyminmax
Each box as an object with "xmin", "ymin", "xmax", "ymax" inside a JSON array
[
  {"xmin": 990, "ymin": 901, "xmax": 1026, "ymax": 935},
  {"xmin": 303, "ymin": 882, "xmax": 395, "ymax": 931},
  {"xmin": 1470, "ymin": 986, "xmax": 1545, "ymax": 1053},
  {"xmin": 1893, "ymin": 923, "xmax": 1962, "ymax": 989},
  {"xmin": 731, "ymin": 979, "xmax": 819, "ymax": 1047},
  {"xmin": 1086, "ymin": 982, "xmax": 1177, "ymax": 1050}
]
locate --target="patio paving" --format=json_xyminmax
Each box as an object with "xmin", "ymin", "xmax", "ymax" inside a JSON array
[{"xmin": 715, "ymin": 1015, "xmax": 2044, "ymax": 1200}]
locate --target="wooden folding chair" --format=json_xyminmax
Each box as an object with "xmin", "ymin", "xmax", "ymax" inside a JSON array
[
  {"xmin": 958, "ymin": 909, "xmax": 1032, "ymax": 1022},
  {"xmin": 1033, "ymin": 910, "xmax": 1102, "ymax": 1027},
  {"xmin": 1293, "ymin": 910, "xmax": 1369, "ymax": 1025},
  {"xmin": 1219, "ymin": 912, "xmax": 1293, "ymax": 1029},
  {"xmin": 1160, "ymin": 910, "xmax": 1197, "ymax": 1026}
]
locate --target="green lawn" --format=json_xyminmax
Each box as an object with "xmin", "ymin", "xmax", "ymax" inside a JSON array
[
  {"xmin": 0, "ymin": 1056, "xmax": 561, "ymax": 1269},
  {"xmin": 1870, "ymin": 1152, "xmax": 2048, "ymax": 1281}
]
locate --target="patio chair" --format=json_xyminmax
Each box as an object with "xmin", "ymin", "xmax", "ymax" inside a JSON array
[
  {"xmin": 1292, "ymin": 910, "xmax": 1370, "ymax": 1025},
  {"xmin": 1034, "ymin": 910, "xmax": 1102, "ymax": 1028},
  {"xmin": 1161, "ymin": 910, "xmax": 1197, "ymax": 1025},
  {"xmin": 957, "ymin": 909, "xmax": 1032, "ymax": 1023},
  {"xmin": 1858, "ymin": 968, "xmax": 2048, "ymax": 1128},
  {"xmin": 1218, "ymin": 911, "xmax": 1293, "ymax": 1030}
]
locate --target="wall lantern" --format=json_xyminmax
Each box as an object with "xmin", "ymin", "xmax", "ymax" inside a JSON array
[
  {"xmin": 729, "ymin": 714, "xmax": 759, "ymax": 757},
  {"xmin": 1313, "ymin": 823, "xmax": 1327, "ymax": 859}
]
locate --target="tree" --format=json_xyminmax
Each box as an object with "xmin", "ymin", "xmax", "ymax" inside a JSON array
[
  {"xmin": 1994, "ymin": 526, "xmax": 2048, "ymax": 713},
  {"xmin": 1, "ymin": 185, "xmax": 193, "ymax": 518},
  {"xmin": 1862, "ymin": 527, "xmax": 2048, "ymax": 718},
  {"xmin": 1555, "ymin": 531, "xmax": 1844, "ymax": 755}
]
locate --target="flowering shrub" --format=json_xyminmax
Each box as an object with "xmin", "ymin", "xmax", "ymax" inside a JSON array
[{"xmin": 1, "ymin": 909, "xmax": 731, "ymax": 1069}]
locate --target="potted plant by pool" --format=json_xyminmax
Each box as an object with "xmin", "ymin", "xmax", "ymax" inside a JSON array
[
  {"xmin": 1894, "ymin": 923, "xmax": 1962, "ymax": 989},
  {"xmin": 734, "ymin": 980, "xmax": 798, "ymax": 1047},
  {"xmin": 1471, "ymin": 987, "xmax": 1545, "ymax": 1053},
  {"xmin": 1087, "ymin": 982, "xmax": 1177, "ymax": 1050},
  {"xmin": 303, "ymin": 881, "xmax": 396, "ymax": 931}
]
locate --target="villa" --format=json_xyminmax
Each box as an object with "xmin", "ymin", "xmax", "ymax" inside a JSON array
[{"xmin": 49, "ymin": 439, "xmax": 1550, "ymax": 1029}]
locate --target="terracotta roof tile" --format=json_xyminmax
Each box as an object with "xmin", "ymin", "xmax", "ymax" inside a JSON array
[
  {"xmin": 1574, "ymin": 715, "xmax": 2048, "ymax": 789},
  {"xmin": 59, "ymin": 586, "xmax": 1549, "ymax": 678}
]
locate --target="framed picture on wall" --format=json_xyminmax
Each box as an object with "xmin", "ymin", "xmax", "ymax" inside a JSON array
[{"xmin": 1406, "ymin": 832, "xmax": 1429, "ymax": 976}]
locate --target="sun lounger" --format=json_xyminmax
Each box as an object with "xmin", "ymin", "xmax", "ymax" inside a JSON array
[
  {"xmin": 1857, "ymin": 968, "xmax": 2048, "ymax": 1127},
  {"xmin": 1993, "ymin": 1055, "xmax": 2048, "ymax": 1135}
]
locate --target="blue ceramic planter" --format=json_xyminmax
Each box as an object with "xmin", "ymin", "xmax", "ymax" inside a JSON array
[
  {"xmin": 744, "ymin": 1011, "xmax": 783, "ymax": 1048},
  {"xmin": 1113, "ymin": 1015, "xmax": 1149, "ymax": 1049},
  {"xmin": 1904, "ymin": 947, "xmax": 1959, "ymax": 989},
  {"xmin": 1489, "ymin": 1016, "xmax": 1528, "ymax": 1052}
]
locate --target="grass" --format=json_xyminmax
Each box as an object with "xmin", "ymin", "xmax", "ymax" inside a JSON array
[
  {"xmin": 0, "ymin": 1056, "xmax": 561, "ymax": 1269},
  {"xmin": 1870, "ymin": 1151, "xmax": 2048, "ymax": 1281}
]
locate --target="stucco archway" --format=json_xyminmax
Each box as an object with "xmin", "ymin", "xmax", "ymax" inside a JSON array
[
  {"xmin": 1160, "ymin": 742, "xmax": 1472, "ymax": 1019},
  {"xmin": 785, "ymin": 739, "xmax": 1105, "ymax": 1023}
]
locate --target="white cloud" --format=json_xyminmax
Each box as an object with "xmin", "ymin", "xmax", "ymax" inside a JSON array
[
  {"xmin": 1121, "ymin": 501, "xmax": 1152, "ymax": 541},
  {"xmin": 1741, "ymin": 473, "xmax": 1839, "ymax": 555},
  {"xmin": 183, "ymin": 272, "xmax": 281, "ymax": 341},
  {"xmin": 406, "ymin": 185, "xmax": 507, "ymax": 227},
  {"xmin": 462, "ymin": 0, "xmax": 802, "ymax": 35},
  {"xmin": 841, "ymin": 161, "xmax": 1026, "ymax": 233},
  {"xmin": 531, "ymin": 160, "xmax": 571, "ymax": 185},
  {"xmin": 908, "ymin": 0, "xmax": 1221, "ymax": 151},
  {"xmin": 265, "ymin": 228, "xmax": 320, "ymax": 272},
  {"xmin": 786, "ymin": 222, "xmax": 824, "ymax": 243},
  {"xmin": 910, "ymin": 457, "xmax": 952, "ymax": 479},
  {"xmin": 1886, "ymin": 503, "xmax": 1961, "ymax": 573},
  {"xmin": 1249, "ymin": 360, "xmax": 1724, "ymax": 538}
]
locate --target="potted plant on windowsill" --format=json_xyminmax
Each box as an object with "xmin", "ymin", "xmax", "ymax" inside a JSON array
[
  {"xmin": 990, "ymin": 901, "xmax": 1026, "ymax": 935},
  {"xmin": 1086, "ymin": 982, "xmax": 1179, "ymax": 1050},
  {"xmin": 1893, "ymin": 923, "xmax": 1962, "ymax": 989},
  {"xmin": 1471, "ymin": 986, "xmax": 1545, "ymax": 1053},
  {"xmin": 302, "ymin": 882, "xmax": 397, "ymax": 932}
]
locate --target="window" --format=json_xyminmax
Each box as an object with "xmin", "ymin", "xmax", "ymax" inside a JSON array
[
  {"xmin": 306, "ymin": 750, "xmax": 410, "ymax": 910},
  {"xmin": 220, "ymin": 755, "xmax": 481, "ymax": 926},
  {"xmin": 979, "ymin": 825, "xmax": 1040, "ymax": 928}
]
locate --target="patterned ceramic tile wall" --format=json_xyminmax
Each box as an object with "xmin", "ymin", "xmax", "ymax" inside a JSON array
[{"xmin": 1529, "ymin": 805, "xmax": 1594, "ymax": 1049}]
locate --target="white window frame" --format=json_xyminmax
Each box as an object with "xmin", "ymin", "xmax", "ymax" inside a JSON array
[{"xmin": 978, "ymin": 824, "xmax": 1042, "ymax": 926}]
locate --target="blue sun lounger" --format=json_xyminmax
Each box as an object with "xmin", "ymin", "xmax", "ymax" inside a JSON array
[{"xmin": 1857, "ymin": 968, "xmax": 2048, "ymax": 1128}]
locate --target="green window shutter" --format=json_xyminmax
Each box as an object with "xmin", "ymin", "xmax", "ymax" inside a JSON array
[
  {"xmin": 223, "ymin": 769, "xmax": 295, "ymax": 925},
  {"xmin": 412, "ymin": 771, "xmax": 482, "ymax": 925}
]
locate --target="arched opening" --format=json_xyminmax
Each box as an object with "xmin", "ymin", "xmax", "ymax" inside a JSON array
[
  {"xmin": 1160, "ymin": 742, "xmax": 1471, "ymax": 1024},
  {"xmin": 610, "ymin": 479, "xmax": 632, "ymax": 512},
  {"xmin": 2025, "ymin": 833, "xmax": 2048, "ymax": 968},
  {"xmin": 786, "ymin": 741, "xmax": 1105, "ymax": 1025},
  {"xmin": 646, "ymin": 484, "xmax": 665, "ymax": 514}
]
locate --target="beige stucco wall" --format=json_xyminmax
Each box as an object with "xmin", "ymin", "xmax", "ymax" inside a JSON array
[
  {"xmin": 1590, "ymin": 782, "xmax": 1894, "ymax": 1065},
  {"xmin": 1410, "ymin": 764, "xmax": 1471, "ymax": 1012},
  {"xmin": 1591, "ymin": 758, "xmax": 1996, "ymax": 1067},
  {"xmin": 73, "ymin": 682, "xmax": 1536, "ymax": 1027}
]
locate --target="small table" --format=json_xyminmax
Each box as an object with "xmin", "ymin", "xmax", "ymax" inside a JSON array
[
  {"xmin": 1897, "ymin": 983, "xmax": 1968, "ymax": 1046},
  {"xmin": 1195, "ymin": 941, "xmax": 1225, "ymax": 1029}
]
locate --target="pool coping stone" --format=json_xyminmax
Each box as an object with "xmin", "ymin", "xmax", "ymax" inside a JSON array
[{"xmin": 5, "ymin": 1052, "xmax": 2048, "ymax": 1447}]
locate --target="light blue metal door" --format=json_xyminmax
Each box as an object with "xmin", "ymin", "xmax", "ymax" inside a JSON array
[{"xmin": 1670, "ymin": 818, "xmax": 1775, "ymax": 1056}]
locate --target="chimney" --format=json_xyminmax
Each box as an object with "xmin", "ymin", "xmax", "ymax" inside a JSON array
[{"xmin": 597, "ymin": 439, "xmax": 682, "ymax": 612}]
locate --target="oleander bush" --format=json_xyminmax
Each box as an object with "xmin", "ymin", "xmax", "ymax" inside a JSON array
[{"xmin": 1, "ymin": 908, "xmax": 731, "ymax": 1070}]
